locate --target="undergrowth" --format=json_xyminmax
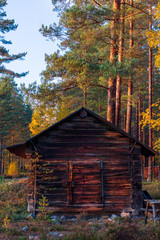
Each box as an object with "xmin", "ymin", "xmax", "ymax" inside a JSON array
[
  {"xmin": 0, "ymin": 178, "xmax": 28, "ymax": 222},
  {"xmin": 0, "ymin": 179, "xmax": 160, "ymax": 239}
]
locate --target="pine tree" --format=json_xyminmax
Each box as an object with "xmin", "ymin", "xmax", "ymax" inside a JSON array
[
  {"xmin": 0, "ymin": 77, "xmax": 32, "ymax": 175},
  {"xmin": 0, "ymin": 0, "xmax": 27, "ymax": 77}
]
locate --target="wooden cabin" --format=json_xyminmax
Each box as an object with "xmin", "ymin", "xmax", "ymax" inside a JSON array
[{"xmin": 7, "ymin": 107, "xmax": 157, "ymax": 215}]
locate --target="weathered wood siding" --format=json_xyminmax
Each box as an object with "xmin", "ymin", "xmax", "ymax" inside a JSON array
[
  {"xmin": 130, "ymin": 144, "xmax": 143, "ymax": 210},
  {"xmin": 27, "ymin": 111, "xmax": 142, "ymax": 213}
]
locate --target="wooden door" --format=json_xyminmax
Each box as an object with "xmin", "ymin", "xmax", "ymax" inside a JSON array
[{"xmin": 67, "ymin": 161, "xmax": 104, "ymax": 206}]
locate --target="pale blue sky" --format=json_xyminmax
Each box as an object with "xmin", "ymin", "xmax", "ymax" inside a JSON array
[{"xmin": 5, "ymin": 0, "xmax": 59, "ymax": 86}]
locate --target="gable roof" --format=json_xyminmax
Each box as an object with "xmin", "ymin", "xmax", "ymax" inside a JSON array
[{"xmin": 6, "ymin": 107, "xmax": 158, "ymax": 158}]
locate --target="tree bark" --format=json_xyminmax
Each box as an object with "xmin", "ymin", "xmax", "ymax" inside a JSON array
[
  {"xmin": 135, "ymin": 101, "xmax": 138, "ymax": 139},
  {"xmin": 126, "ymin": 0, "xmax": 133, "ymax": 134},
  {"xmin": 138, "ymin": 84, "xmax": 142, "ymax": 141},
  {"xmin": 0, "ymin": 138, "xmax": 3, "ymax": 175},
  {"xmin": 83, "ymin": 90, "xmax": 87, "ymax": 108},
  {"xmin": 148, "ymin": 1, "xmax": 153, "ymax": 182},
  {"xmin": 107, "ymin": 0, "xmax": 120, "ymax": 124},
  {"xmin": 115, "ymin": 0, "xmax": 125, "ymax": 127},
  {"xmin": 98, "ymin": 89, "xmax": 102, "ymax": 114}
]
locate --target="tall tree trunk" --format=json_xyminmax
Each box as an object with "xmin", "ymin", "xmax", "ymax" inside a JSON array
[
  {"xmin": 148, "ymin": 1, "xmax": 153, "ymax": 182},
  {"xmin": 0, "ymin": 138, "xmax": 3, "ymax": 175},
  {"xmin": 83, "ymin": 90, "xmax": 87, "ymax": 108},
  {"xmin": 135, "ymin": 101, "xmax": 139, "ymax": 139},
  {"xmin": 142, "ymin": 126, "xmax": 146, "ymax": 179},
  {"xmin": 98, "ymin": 89, "xmax": 102, "ymax": 114},
  {"xmin": 138, "ymin": 85, "xmax": 142, "ymax": 141},
  {"xmin": 107, "ymin": 0, "xmax": 120, "ymax": 124},
  {"xmin": 138, "ymin": 57, "xmax": 143, "ymax": 141},
  {"xmin": 126, "ymin": 0, "xmax": 133, "ymax": 134},
  {"xmin": 115, "ymin": 0, "xmax": 125, "ymax": 127}
]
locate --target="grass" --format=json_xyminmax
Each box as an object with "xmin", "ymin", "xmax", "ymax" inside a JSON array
[
  {"xmin": 1, "ymin": 179, "xmax": 160, "ymax": 239},
  {"xmin": 0, "ymin": 178, "xmax": 28, "ymax": 221},
  {"xmin": 143, "ymin": 180, "xmax": 160, "ymax": 199}
]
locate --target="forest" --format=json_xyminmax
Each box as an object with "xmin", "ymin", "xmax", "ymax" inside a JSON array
[{"xmin": 0, "ymin": 0, "xmax": 160, "ymax": 179}]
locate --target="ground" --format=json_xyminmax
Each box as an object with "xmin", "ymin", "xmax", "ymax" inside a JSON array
[{"xmin": 0, "ymin": 178, "xmax": 160, "ymax": 240}]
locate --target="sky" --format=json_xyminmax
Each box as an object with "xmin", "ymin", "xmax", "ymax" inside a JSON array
[{"xmin": 5, "ymin": 0, "xmax": 59, "ymax": 86}]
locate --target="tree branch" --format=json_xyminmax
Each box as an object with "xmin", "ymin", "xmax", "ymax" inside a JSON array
[
  {"xmin": 123, "ymin": 7, "xmax": 149, "ymax": 20},
  {"xmin": 60, "ymin": 83, "xmax": 110, "ymax": 92},
  {"xmin": 91, "ymin": 0, "xmax": 101, "ymax": 7},
  {"xmin": 90, "ymin": 84, "xmax": 109, "ymax": 90},
  {"xmin": 124, "ymin": 2, "xmax": 150, "ymax": 16},
  {"xmin": 63, "ymin": 84, "xmax": 78, "ymax": 91}
]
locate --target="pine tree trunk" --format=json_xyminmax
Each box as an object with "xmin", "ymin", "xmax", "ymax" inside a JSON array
[
  {"xmin": 126, "ymin": 0, "xmax": 133, "ymax": 134},
  {"xmin": 107, "ymin": 0, "xmax": 120, "ymax": 124},
  {"xmin": 148, "ymin": 1, "xmax": 153, "ymax": 182},
  {"xmin": 142, "ymin": 126, "xmax": 146, "ymax": 179},
  {"xmin": 138, "ymin": 86, "xmax": 142, "ymax": 141},
  {"xmin": 83, "ymin": 90, "xmax": 87, "ymax": 108},
  {"xmin": 98, "ymin": 90, "xmax": 102, "ymax": 114},
  {"xmin": 135, "ymin": 102, "xmax": 138, "ymax": 139},
  {"xmin": 138, "ymin": 57, "xmax": 143, "ymax": 142},
  {"xmin": 0, "ymin": 138, "xmax": 3, "ymax": 175},
  {"xmin": 115, "ymin": 0, "xmax": 125, "ymax": 127}
]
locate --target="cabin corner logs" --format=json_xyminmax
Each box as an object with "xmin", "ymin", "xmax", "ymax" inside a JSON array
[{"xmin": 7, "ymin": 108, "xmax": 156, "ymax": 214}]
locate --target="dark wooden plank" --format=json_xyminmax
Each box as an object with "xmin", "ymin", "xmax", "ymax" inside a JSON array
[
  {"xmin": 73, "ymin": 195, "xmax": 101, "ymax": 204},
  {"xmin": 73, "ymin": 162, "xmax": 101, "ymax": 166},
  {"xmin": 104, "ymin": 176, "xmax": 132, "ymax": 184},
  {"xmin": 41, "ymin": 152, "xmax": 130, "ymax": 159},
  {"xmin": 73, "ymin": 191, "xmax": 101, "ymax": 195},
  {"xmin": 105, "ymin": 189, "xmax": 132, "ymax": 196},
  {"xmin": 72, "ymin": 185, "xmax": 101, "ymax": 193},
  {"xmin": 41, "ymin": 129, "xmax": 125, "ymax": 137},
  {"xmin": 41, "ymin": 155, "xmax": 129, "ymax": 162},
  {"xmin": 73, "ymin": 169, "xmax": 100, "ymax": 174},
  {"xmin": 37, "ymin": 194, "xmax": 67, "ymax": 202},
  {"xmin": 105, "ymin": 196, "xmax": 132, "ymax": 204},
  {"xmin": 37, "ymin": 193, "xmax": 67, "ymax": 197},
  {"xmin": 37, "ymin": 142, "xmax": 129, "ymax": 148},
  {"xmin": 38, "ymin": 148, "xmax": 129, "ymax": 157},
  {"xmin": 59, "ymin": 126, "xmax": 107, "ymax": 131},
  {"xmin": 104, "ymin": 204, "xmax": 131, "ymax": 213},
  {"xmin": 39, "ymin": 203, "xmax": 130, "ymax": 213},
  {"xmin": 105, "ymin": 183, "xmax": 132, "ymax": 189},
  {"xmin": 103, "ymin": 170, "xmax": 130, "ymax": 176},
  {"xmin": 37, "ymin": 135, "xmax": 129, "ymax": 144},
  {"xmin": 73, "ymin": 173, "xmax": 101, "ymax": 180},
  {"xmin": 57, "ymin": 121, "xmax": 105, "ymax": 129},
  {"xmin": 44, "ymin": 204, "xmax": 104, "ymax": 212},
  {"xmin": 49, "ymin": 129, "xmax": 107, "ymax": 136},
  {"xmin": 37, "ymin": 187, "xmax": 67, "ymax": 194},
  {"xmin": 103, "ymin": 166, "xmax": 129, "ymax": 172},
  {"xmin": 69, "ymin": 115, "xmax": 102, "ymax": 123},
  {"xmin": 36, "ymin": 176, "xmax": 67, "ymax": 182}
]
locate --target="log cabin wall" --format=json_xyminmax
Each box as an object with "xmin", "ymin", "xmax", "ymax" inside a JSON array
[
  {"xmin": 26, "ymin": 110, "xmax": 142, "ymax": 214},
  {"xmin": 26, "ymin": 153, "xmax": 35, "ymax": 212},
  {"xmin": 130, "ymin": 144, "xmax": 143, "ymax": 210}
]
